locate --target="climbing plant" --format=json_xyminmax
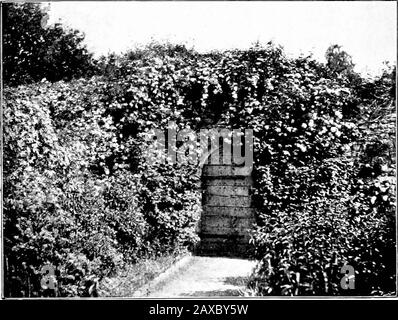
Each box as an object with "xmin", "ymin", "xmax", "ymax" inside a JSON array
[{"xmin": 4, "ymin": 40, "xmax": 395, "ymax": 296}]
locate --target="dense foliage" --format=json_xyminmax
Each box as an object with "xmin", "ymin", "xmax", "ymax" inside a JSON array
[
  {"xmin": 243, "ymin": 50, "xmax": 396, "ymax": 296},
  {"xmin": 3, "ymin": 75, "xmax": 201, "ymax": 297},
  {"xmin": 3, "ymin": 3, "xmax": 96, "ymax": 86},
  {"xmin": 95, "ymin": 42, "xmax": 396, "ymax": 296},
  {"xmin": 3, "ymin": 5, "xmax": 395, "ymax": 296}
]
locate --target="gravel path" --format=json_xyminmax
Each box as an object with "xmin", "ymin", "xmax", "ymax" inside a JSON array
[{"xmin": 134, "ymin": 256, "xmax": 257, "ymax": 297}]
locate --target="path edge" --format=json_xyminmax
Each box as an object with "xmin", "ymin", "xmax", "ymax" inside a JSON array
[{"xmin": 132, "ymin": 253, "xmax": 194, "ymax": 297}]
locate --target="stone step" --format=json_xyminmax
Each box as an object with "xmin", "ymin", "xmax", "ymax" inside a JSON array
[
  {"xmin": 204, "ymin": 185, "xmax": 250, "ymax": 196},
  {"xmin": 195, "ymin": 237, "xmax": 254, "ymax": 258},
  {"xmin": 202, "ymin": 177, "xmax": 253, "ymax": 187},
  {"xmin": 200, "ymin": 216, "xmax": 256, "ymax": 235},
  {"xmin": 202, "ymin": 165, "xmax": 252, "ymax": 177},
  {"xmin": 202, "ymin": 206, "xmax": 255, "ymax": 218},
  {"xmin": 203, "ymin": 194, "xmax": 252, "ymax": 207}
]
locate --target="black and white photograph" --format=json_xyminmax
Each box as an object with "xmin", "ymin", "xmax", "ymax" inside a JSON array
[{"xmin": 0, "ymin": 0, "xmax": 397, "ymax": 304}]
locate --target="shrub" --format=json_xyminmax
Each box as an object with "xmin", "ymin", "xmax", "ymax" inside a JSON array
[
  {"xmin": 4, "ymin": 41, "xmax": 395, "ymax": 297},
  {"xmin": 3, "ymin": 73, "xmax": 201, "ymax": 296}
]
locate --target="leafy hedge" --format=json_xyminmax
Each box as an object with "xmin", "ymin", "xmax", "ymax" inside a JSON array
[
  {"xmin": 206, "ymin": 45, "xmax": 395, "ymax": 296},
  {"xmin": 225, "ymin": 47, "xmax": 396, "ymax": 296},
  {"xmin": 4, "ymin": 42, "xmax": 396, "ymax": 296},
  {"xmin": 3, "ymin": 3, "xmax": 96, "ymax": 86},
  {"xmin": 3, "ymin": 75, "xmax": 201, "ymax": 297}
]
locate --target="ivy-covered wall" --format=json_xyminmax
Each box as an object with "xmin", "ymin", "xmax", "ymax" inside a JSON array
[{"xmin": 4, "ymin": 42, "xmax": 396, "ymax": 296}]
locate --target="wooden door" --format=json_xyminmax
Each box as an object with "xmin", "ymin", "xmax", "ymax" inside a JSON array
[{"xmin": 198, "ymin": 164, "xmax": 255, "ymax": 257}]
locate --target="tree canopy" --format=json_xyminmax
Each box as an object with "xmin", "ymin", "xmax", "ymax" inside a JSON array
[{"xmin": 3, "ymin": 3, "xmax": 95, "ymax": 86}]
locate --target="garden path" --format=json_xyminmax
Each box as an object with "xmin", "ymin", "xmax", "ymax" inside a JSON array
[{"xmin": 133, "ymin": 256, "xmax": 257, "ymax": 297}]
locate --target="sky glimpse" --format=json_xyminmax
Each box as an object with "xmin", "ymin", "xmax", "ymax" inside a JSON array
[{"xmin": 47, "ymin": 1, "xmax": 397, "ymax": 77}]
